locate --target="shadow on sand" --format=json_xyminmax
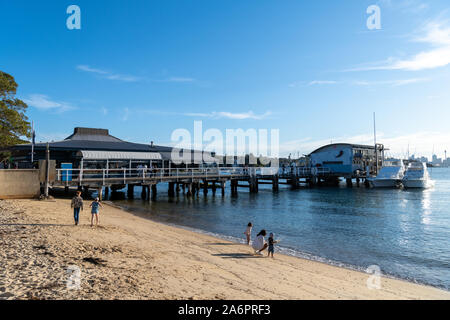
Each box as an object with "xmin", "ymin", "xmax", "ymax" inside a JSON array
[
  {"xmin": 0, "ymin": 223, "xmax": 72, "ymax": 227},
  {"xmin": 206, "ymin": 242, "xmax": 243, "ymax": 246},
  {"xmin": 212, "ymin": 253, "xmax": 261, "ymax": 259}
]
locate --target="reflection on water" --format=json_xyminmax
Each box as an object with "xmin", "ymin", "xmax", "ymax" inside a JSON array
[
  {"xmin": 421, "ymin": 190, "xmax": 432, "ymax": 225},
  {"xmin": 111, "ymin": 168, "xmax": 450, "ymax": 290}
]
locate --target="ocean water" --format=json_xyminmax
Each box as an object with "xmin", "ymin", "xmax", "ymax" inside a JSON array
[{"xmin": 110, "ymin": 168, "xmax": 450, "ymax": 290}]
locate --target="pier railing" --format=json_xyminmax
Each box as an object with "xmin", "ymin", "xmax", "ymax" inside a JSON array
[
  {"xmin": 278, "ymin": 167, "xmax": 330, "ymax": 177},
  {"xmin": 55, "ymin": 167, "xmax": 261, "ymax": 185},
  {"xmin": 54, "ymin": 166, "xmax": 331, "ymax": 186}
]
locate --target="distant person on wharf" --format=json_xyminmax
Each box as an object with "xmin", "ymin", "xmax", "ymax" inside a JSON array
[
  {"xmin": 252, "ymin": 229, "xmax": 268, "ymax": 255},
  {"xmin": 71, "ymin": 191, "xmax": 84, "ymax": 225},
  {"xmin": 89, "ymin": 197, "xmax": 102, "ymax": 227},
  {"xmin": 244, "ymin": 222, "xmax": 253, "ymax": 245}
]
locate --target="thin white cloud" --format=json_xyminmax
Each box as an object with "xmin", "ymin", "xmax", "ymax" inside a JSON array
[
  {"xmin": 348, "ymin": 19, "xmax": 450, "ymax": 71},
  {"xmin": 353, "ymin": 78, "xmax": 429, "ymax": 87},
  {"xmin": 166, "ymin": 77, "xmax": 195, "ymax": 83},
  {"xmin": 150, "ymin": 76, "xmax": 196, "ymax": 83},
  {"xmin": 76, "ymin": 65, "xmax": 141, "ymax": 82},
  {"xmin": 76, "ymin": 65, "xmax": 108, "ymax": 75},
  {"xmin": 289, "ymin": 80, "xmax": 339, "ymax": 87},
  {"xmin": 23, "ymin": 94, "xmax": 75, "ymax": 112},
  {"xmin": 308, "ymin": 80, "xmax": 339, "ymax": 86},
  {"xmin": 184, "ymin": 111, "xmax": 272, "ymax": 120},
  {"xmin": 292, "ymin": 78, "xmax": 428, "ymax": 88},
  {"xmin": 138, "ymin": 109, "xmax": 271, "ymax": 120}
]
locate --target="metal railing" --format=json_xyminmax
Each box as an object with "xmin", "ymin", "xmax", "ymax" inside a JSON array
[
  {"xmin": 55, "ymin": 166, "xmax": 331, "ymax": 185},
  {"xmin": 55, "ymin": 167, "xmax": 251, "ymax": 184},
  {"xmin": 278, "ymin": 167, "xmax": 331, "ymax": 177}
]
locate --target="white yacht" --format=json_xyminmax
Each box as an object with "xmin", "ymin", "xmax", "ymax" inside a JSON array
[
  {"xmin": 402, "ymin": 161, "xmax": 434, "ymax": 189},
  {"xmin": 368, "ymin": 159, "xmax": 405, "ymax": 188}
]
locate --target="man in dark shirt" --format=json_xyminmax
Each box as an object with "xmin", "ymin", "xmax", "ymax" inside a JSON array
[{"xmin": 71, "ymin": 191, "xmax": 84, "ymax": 225}]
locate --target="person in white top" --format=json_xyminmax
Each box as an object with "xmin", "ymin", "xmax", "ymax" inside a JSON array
[
  {"xmin": 244, "ymin": 222, "xmax": 253, "ymax": 245},
  {"xmin": 252, "ymin": 229, "xmax": 268, "ymax": 255}
]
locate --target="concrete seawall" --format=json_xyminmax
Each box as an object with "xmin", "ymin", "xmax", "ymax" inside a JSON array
[{"xmin": 0, "ymin": 169, "xmax": 41, "ymax": 199}]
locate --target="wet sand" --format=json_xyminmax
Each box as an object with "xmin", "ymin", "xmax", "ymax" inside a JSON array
[{"xmin": 1, "ymin": 199, "xmax": 449, "ymax": 300}]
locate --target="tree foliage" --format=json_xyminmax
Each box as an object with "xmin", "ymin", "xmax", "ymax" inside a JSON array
[{"xmin": 0, "ymin": 71, "xmax": 31, "ymax": 159}]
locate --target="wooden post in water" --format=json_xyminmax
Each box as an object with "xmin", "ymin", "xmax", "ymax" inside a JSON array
[
  {"xmin": 151, "ymin": 184, "xmax": 157, "ymax": 200},
  {"xmin": 272, "ymin": 175, "xmax": 279, "ymax": 192},
  {"xmin": 212, "ymin": 182, "xmax": 216, "ymax": 196},
  {"xmin": 98, "ymin": 187, "xmax": 103, "ymax": 201},
  {"xmin": 203, "ymin": 180, "xmax": 208, "ymax": 196},
  {"xmin": 346, "ymin": 178, "xmax": 353, "ymax": 188},
  {"xmin": 187, "ymin": 183, "xmax": 192, "ymax": 197},
  {"xmin": 127, "ymin": 184, "xmax": 135, "ymax": 199},
  {"xmin": 141, "ymin": 185, "xmax": 147, "ymax": 200},
  {"xmin": 168, "ymin": 182, "xmax": 175, "ymax": 197},
  {"xmin": 231, "ymin": 179, "xmax": 237, "ymax": 196},
  {"xmin": 221, "ymin": 181, "xmax": 225, "ymax": 196}
]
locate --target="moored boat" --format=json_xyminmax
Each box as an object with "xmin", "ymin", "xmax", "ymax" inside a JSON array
[
  {"xmin": 402, "ymin": 161, "xmax": 434, "ymax": 189},
  {"xmin": 368, "ymin": 159, "xmax": 405, "ymax": 188}
]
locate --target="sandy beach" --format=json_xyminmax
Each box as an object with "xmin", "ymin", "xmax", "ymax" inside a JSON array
[{"xmin": 0, "ymin": 198, "xmax": 449, "ymax": 300}]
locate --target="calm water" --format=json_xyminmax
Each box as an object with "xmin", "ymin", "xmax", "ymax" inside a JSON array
[{"xmin": 110, "ymin": 168, "xmax": 450, "ymax": 290}]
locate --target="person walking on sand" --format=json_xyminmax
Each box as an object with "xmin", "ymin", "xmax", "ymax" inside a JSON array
[
  {"xmin": 71, "ymin": 191, "xmax": 84, "ymax": 225},
  {"xmin": 252, "ymin": 229, "xmax": 268, "ymax": 255},
  {"xmin": 89, "ymin": 197, "xmax": 102, "ymax": 227},
  {"xmin": 267, "ymin": 233, "xmax": 279, "ymax": 258},
  {"xmin": 244, "ymin": 222, "xmax": 253, "ymax": 245}
]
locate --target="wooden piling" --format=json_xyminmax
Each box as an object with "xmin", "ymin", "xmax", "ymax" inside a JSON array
[
  {"xmin": 141, "ymin": 185, "xmax": 147, "ymax": 200},
  {"xmin": 272, "ymin": 175, "xmax": 279, "ymax": 192},
  {"xmin": 212, "ymin": 182, "xmax": 216, "ymax": 196},
  {"xmin": 203, "ymin": 180, "xmax": 208, "ymax": 195},
  {"xmin": 346, "ymin": 178, "xmax": 353, "ymax": 188},
  {"xmin": 127, "ymin": 184, "xmax": 134, "ymax": 199},
  {"xmin": 187, "ymin": 183, "xmax": 192, "ymax": 197},
  {"xmin": 151, "ymin": 184, "xmax": 157, "ymax": 200},
  {"xmin": 168, "ymin": 182, "xmax": 175, "ymax": 197}
]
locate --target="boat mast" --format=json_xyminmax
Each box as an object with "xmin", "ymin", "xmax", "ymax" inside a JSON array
[{"xmin": 373, "ymin": 112, "xmax": 378, "ymax": 174}]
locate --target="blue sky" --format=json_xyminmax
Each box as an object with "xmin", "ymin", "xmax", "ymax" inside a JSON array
[{"xmin": 1, "ymin": 0, "xmax": 450, "ymax": 158}]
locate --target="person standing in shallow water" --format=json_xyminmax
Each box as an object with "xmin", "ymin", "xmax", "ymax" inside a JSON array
[{"xmin": 71, "ymin": 191, "xmax": 84, "ymax": 225}]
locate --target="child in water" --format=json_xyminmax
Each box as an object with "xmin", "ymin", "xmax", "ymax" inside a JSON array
[
  {"xmin": 89, "ymin": 197, "xmax": 103, "ymax": 227},
  {"xmin": 244, "ymin": 222, "xmax": 253, "ymax": 245},
  {"xmin": 268, "ymin": 233, "xmax": 279, "ymax": 258}
]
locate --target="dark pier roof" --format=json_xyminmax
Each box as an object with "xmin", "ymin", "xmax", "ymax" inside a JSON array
[{"xmin": 9, "ymin": 127, "xmax": 172, "ymax": 154}]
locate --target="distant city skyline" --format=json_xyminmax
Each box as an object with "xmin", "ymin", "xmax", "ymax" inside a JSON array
[{"xmin": 1, "ymin": 0, "xmax": 450, "ymax": 158}]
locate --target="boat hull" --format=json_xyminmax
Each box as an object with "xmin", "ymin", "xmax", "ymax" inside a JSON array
[
  {"xmin": 403, "ymin": 179, "xmax": 434, "ymax": 189},
  {"xmin": 370, "ymin": 179, "xmax": 401, "ymax": 188}
]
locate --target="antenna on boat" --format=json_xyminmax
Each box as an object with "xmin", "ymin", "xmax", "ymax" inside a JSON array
[{"xmin": 373, "ymin": 112, "xmax": 377, "ymax": 173}]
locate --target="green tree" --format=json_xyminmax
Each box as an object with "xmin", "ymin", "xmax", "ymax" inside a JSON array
[{"xmin": 0, "ymin": 71, "xmax": 31, "ymax": 160}]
